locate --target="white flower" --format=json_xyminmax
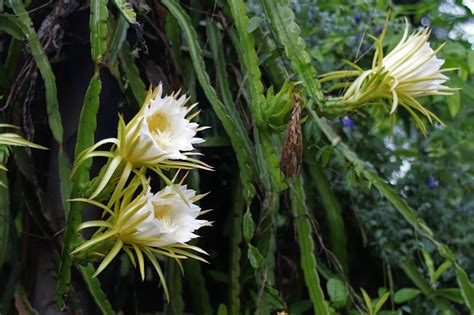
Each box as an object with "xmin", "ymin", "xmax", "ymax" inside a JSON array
[
  {"xmin": 72, "ymin": 85, "xmax": 210, "ymax": 201},
  {"xmin": 72, "ymin": 181, "xmax": 210, "ymax": 297},
  {"xmin": 123, "ymin": 84, "xmax": 204, "ymax": 165},
  {"xmin": 119, "ymin": 184, "xmax": 209, "ymax": 247},
  {"xmin": 381, "ymin": 27, "xmax": 451, "ymax": 112},
  {"xmin": 320, "ymin": 21, "xmax": 458, "ymax": 134}
]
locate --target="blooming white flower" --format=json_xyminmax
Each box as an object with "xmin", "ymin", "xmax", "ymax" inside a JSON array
[
  {"xmin": 72, "ymin": 180, "xmax": 210, "ymax": 300},
  {"xmin": 119, "ymin": 184, "xmax": 209, "ymax": 247},
  {"xmin": 381, "ymin": 27, "xmax": 451, "ymax": 113},
  {"xmin": 72, "ymin": 84, "xmax": 210, "ymax": 202},
  {"xmin": 123, "ymin": 84, "xmax": 204, "ymax": 164},
  {"xmin": 319, "ymin": 21, "xmax": 457, "ymax": 134}
]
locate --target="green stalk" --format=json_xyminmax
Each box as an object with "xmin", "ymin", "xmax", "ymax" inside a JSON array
[
  {"xmin": 182, "ymin": 173, "xmax": 212, "ymax": 314},
  {"xmin": 108, "ymin": 14, "xmax": 129, "ymax": 66},
  {"xmin": 161, "ymin": 0, "xmax": 256, "ymax": 204},
  {"xmin": 8, "ymin": 0, "xmax": 63, "ymax": 143},
  {"xmin": 6, "ymin": 38, "xmax": 22, "ymax": 80},
  {"xmin": 90, "ymin": 0, "xmax": 109, "ymax": 65},
  {"xmin": 225, "ymin": 2, "xmax": 287, "ymax": 313},
  {"xmin": 305, "ymin": 157, "xmax": 348, "ymax": 275},
  {"xmin": 184, "ymin": 259, "xmax": 213, "ymax": 315},
  {"xmin": 165, "ymin": 259, "xmax": 184, "ymax": 315},
  {"xmin": 56, "ymin": 75, "xmax": 113, "ymax": 312},
  {"xmin": 165, "ymin": 12, "xmax": 185, "ymax": 77},
  {"xmin": 288, "ymin": 175, "xmax": 329, "ymax": 315},
  {"xmin": 207, "ymin": 20, "xmax": 235, "ymax": 112},
  {"xmin": 0, "ymin": 155, "xmax": 9, "ymax": 271},
  {"xmin": 119, "ymin": 42, "xmax": 147, "ymax": 107},
  {"xmin": 225, "ymin": 176, "xmax": 244, "ymax": 314},
  {"xmin": 261, "ymin": 0, "xmax": 323, "ymax": 109},
  {"xmin": 8, "ymin": 0, "xmax": 71, "ymax": 230}
]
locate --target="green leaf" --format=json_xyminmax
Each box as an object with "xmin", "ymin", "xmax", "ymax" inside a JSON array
[
  {"xmin": 207, "ymin": 20, "xmax": 235, "ymax": 112},
  {"xmin": 422, "ymin": 249, "xmax": 435, "ymax": 283},
  {"xmin": 434, "ymin": 261, "xmax": 452, "ymax": 283},
  {"xmin": 247, "ymin": 16, "xmax": 263, "ymax": 33},
  {"xmin": 242, "ymin": 209, "xmax": 255, "ymax": 242},
  {"xmin": 79, "ymin": 265, "xmax": 116, "ymax": 314},
  {"xmin": 394, "ymin": 288, "xmax": 421, "ymax": 304},
  {"xmin": 455, "ymin": 265, "xmax": 474, "ymax": 311},
  {"xmin": 217, "ymin": 304, "xmax": 228, "ymax": 315},
  {"xmin": 112, "ymin": 0, "xmax": 136, "ymax": 23},
  {"xmin": 447, "ymin": 90, "xmax": 461, "ymax": 118},
  {"xmin": 327, "ymin": 278, "xmax": 348, "ymax": 308},
  {"xmin": 58, "ymin": 150, "xmax": 72, "ymax": 215},
  {"xmin": 306, "ymin": 159, "xmax": 348, "ymax": 274},
  {"xmin": 288, "ymin": 300, "xmax": 312, "ymax": 314},
  {"xmin": 9, "ymin": 0, "xmax": 64, "ymax": 143},
  {"xmin": 247, "ymin": 244, "xmax": 264, "ymax": 269},
  {"xmin": 0, "ymin": 13, "xmax": 26, "ymax": 39},
  {"xmin": 108, "ymin": 15, "xmax": 129, "ymax": 65},
  {"xmin": 264, "ymin": 285, "xmax": 286, "ymax": 309},
  {"xmin": 360, "ymin": 288, "xmax": 374, "ymax": 315},
  {"xmin": 374, "ymin": 292, "xmax": 390, "ymax": 314},
  {"xmin": 90, "ymin": 0, "xmax": 109, "ymax": 64},
  {"xmin": 435, "ymin": 288, "xmax": 465, "ymax": 304},
  {"xmin": 163, "ymin": 256, "xmax": 185, "ymax": 311}
]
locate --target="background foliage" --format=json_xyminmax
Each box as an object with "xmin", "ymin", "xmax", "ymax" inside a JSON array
[{"xmin": 0, "ymin": 0, "xmax": 473, "ymax": 314}]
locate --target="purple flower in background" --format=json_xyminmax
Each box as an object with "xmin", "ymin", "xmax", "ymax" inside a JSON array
[
  {"xmin": 341, "ymin": 116, "xmax": 355, "ymax": 129},
  {"xmin": 427, "ymin": 176, "xmax": 438, "ymax": 190},
  {"xmin": 354, "ymin": 13, "xmax": 362, "ymax": 24}
]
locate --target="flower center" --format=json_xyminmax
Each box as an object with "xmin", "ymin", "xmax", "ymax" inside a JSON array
[
  {"xmin": 147, "ymin": 112, "xmax": 171, "ymax": 134},
  {"xmin": 153, "ymin": 203, "xmax": 173, "ymax": 226}
]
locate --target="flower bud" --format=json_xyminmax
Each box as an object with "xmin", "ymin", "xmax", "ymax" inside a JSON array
[{"xmin": 260, "ymin": 81, "xmax": 297, "ymax": 131}]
